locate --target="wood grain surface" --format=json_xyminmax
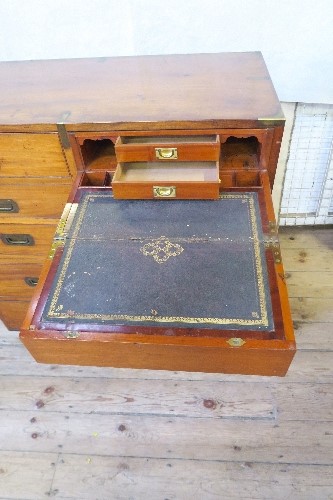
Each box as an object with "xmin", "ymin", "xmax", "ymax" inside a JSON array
[{"xmin": 0, "ymin": 53, "xmax": 284, "ymax": 130}]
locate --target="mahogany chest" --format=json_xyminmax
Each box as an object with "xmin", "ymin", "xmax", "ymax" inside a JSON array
[{"xmin": 0, "ymin": 52, "xmax": 295, "ymax": 375}]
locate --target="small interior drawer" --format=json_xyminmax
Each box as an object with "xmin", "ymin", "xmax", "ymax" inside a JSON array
[
  {"xmin": 115, "ymin": 135, "xmax": 220, "ymax": 162},
  {"xmin": 112, "ymin": 161, "xmax": 220, "ymax": 199}
]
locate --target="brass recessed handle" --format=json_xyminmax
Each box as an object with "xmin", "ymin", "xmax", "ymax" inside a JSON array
[
  {"xmin": 24, "ymin": 277, "xmax": 39, "ymax": 287},
  {"xmin": 0, "ymin": 199, "xmax": 19, "ymax": 213},
  {"xmin": 153, "ymin": 186, "xmax": 176, "ymax": 198},
  {"xmin": 155, "ymin": 147, "xmax": 178, "ymax": 160},
  {"xmin": 1, "ymin": 234, "xmax": 35, "ymax": 246}
]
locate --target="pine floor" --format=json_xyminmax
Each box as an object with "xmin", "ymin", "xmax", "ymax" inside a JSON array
[{"xmin": 0, "ymin": 226, "xmax": 332, "ymax": 500}]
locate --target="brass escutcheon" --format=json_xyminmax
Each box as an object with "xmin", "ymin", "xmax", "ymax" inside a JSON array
[
  {"xmin": 64, "ymin": 331, "xmax": 80, "ymax": 339},
  {"xmin": 227, "ymin": 337, "xmax": 246, "ymax": 347}
]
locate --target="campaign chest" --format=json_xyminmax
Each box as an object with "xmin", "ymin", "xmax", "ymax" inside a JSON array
[{"xmin": 0, "ymin": 52, "xmax": 295, "ymax": 375}]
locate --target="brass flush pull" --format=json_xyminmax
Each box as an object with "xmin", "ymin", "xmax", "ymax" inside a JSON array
[
  {"xmin": 1, "ymin": 234, "xmax": 35, "ymax": 246},
  {"xmin": 24, "ymin": 277, "xmax": 39, "ymax": 287},
  {"xmin": 0, "ymin": 199, "xmax": 19, "ymax": 213},
  {"xmin": 153, "ymin": 186, "xmax": 176, "ymax": 198},
  {"xmin": 155, "ymin": 147, "xmax": 178, "ymax": 160}
]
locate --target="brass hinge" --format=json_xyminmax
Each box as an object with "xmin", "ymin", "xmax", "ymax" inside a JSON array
[
  {"xmin": 49, "ymin": 205, "xmax": 74, "ymax": 258},
  {"xmin": 49, "ymin": 239, "xmax": 65, "ymax": 259},
  {"xmin": 54, "ymin": 216, "xmax": 68, "ymax": 239},
  {"xmin": 57, "ymin": 123, "xmax": 70, "ymax": 149},
  {"xmin": 258, "ymin": 117, "xmax": 286, "ymax": 122},
  {"xmin": 268, "ymin": 221, "xmax": 277, "ymax": 234},
  {"xmin": 264, "ymin": 236, "xmax": 282, "ymax": 264},
  {"xmin": 54, "ymin": 203, "xmax": 75, "ymax": 238},
  {"xmin": 49, "ymin": 217, "xmax": 67, "ymax": 258}
]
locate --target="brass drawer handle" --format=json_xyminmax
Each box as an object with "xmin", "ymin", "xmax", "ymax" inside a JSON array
[
  {"xmin": 153, "ymin": 186, "xmax": 176, "ymax": 198},
  {"xmin": 1, "ymin": 234, "xmax": 35, "ymax": 246},
  {"xmin": 24, "ymin": 277, "xmax": 39, "ymax": 287},
  {"xmin": 0, "ymin": 199, "xmax": 19, "ymax": 213},
  {"xmin": 155, "ymin": 147, "xmax": 178, "ymax": 160}
]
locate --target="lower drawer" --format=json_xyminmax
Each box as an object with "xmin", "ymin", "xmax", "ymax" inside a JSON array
[
  {"xmin": 112, "ymin": 161, "xmax": 220, "ymax": 199},
  {"xmin": 0, "ymin": 179, "xmax": 72, "ymax": 220},
  {"xmin": 0, "ymin": 263, "xmax": 42, "ymax": 299},
  {"xmin": 0, "ymin": 223, "xmax": 57, "ymax": 257},
  {"xmin": 0, "ymin": 300, "xmax": 30, "ymax": 331}
]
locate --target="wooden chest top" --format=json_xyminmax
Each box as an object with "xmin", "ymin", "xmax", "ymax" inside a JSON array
[{"xmin": 0, "ymin": 52, "xmax": 284, "ymax": 129}]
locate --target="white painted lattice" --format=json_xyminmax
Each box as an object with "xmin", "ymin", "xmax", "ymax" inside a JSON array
[{"xmin": 279, "ymin": 103, "xmax": 333, "ymax": 225}]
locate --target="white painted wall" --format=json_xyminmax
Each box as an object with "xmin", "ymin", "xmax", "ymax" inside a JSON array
[{"xmin": 0, "ymin": 0, "xmax": 332, "ymax": 103}]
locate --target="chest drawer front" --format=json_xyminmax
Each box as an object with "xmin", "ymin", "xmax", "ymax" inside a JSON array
[
  {"xmin": 0, "ymin": 179, "xmax": 72, "ymax": 220},
  {"xmin": 115, "ymin": 135, "xmax": 220, "ymax": 162},
  {"xmin": 112, "ymin": 182, "xmax": 220, "ymax": 200},
  {"xmin": 0, "ymin": 134, "xmax": 70, "ymax": 177},
  {"xmin": 112, "ymin": 161, "xmax": 220, "ymax": 199},
  {"xmin": 0, "ymin": 223, "xmax": 57, "ymax": 257},
  {"xmin": 0, "ymin": 263, "xmax": 42, "ymax": 299}
]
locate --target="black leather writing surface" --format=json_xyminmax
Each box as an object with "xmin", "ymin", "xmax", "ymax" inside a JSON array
[{"xmin": 42, "ymin": 191, "xmax": 273, "ymax": 331}]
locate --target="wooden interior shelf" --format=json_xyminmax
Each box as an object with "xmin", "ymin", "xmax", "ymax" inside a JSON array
[
  {"xmin": 79, "ymin": 171, "xmax": 113, "ymax": 187},
  {"xmin": 220, "ymin": 170, "xmax": 262, "ymax": 188}
]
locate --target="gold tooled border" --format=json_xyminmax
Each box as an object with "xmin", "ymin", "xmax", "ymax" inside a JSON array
[{"xmin": 47, "ymin": 193, "xmax": 269, "ymax": 327}]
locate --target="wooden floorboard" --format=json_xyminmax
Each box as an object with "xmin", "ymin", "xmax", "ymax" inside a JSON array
[
  {"xmin": 0, "ymin": 411, "xmax": 332, "ymax": 464},
  {"xmin": 0, "ymin": 376, "xmax": 276, "ymax": 419},
  {"xmin": 290, "ymin": 300, "xmax": 333, "ymax": 324},
  {"xmin": 0, "ymin": 226, "xmax": 332, "ymax": 499},
  {"xmin": 1, "ymin": 452, "xmax": 332, "ymax": 500}
]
